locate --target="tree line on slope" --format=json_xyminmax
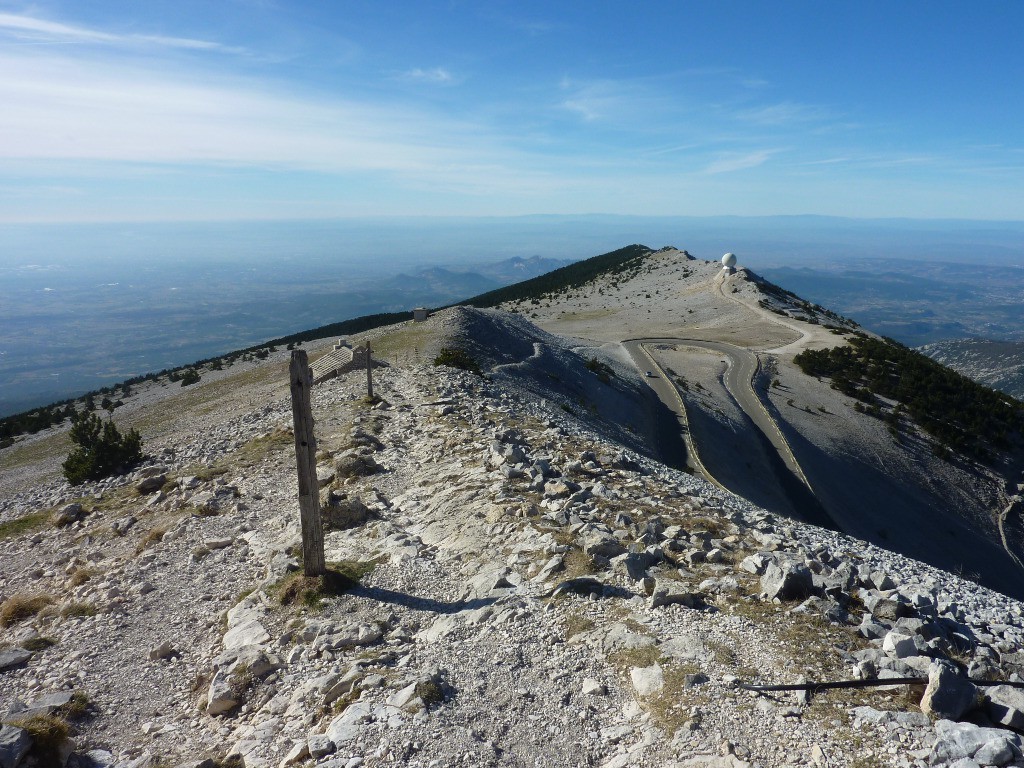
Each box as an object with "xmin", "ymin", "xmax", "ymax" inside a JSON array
[
  {"xmin": 794, "ymin": 334, "xmax": 1024, "ymax": 463},
  {"xmin": 458, "ymin": 244, "xmax": 652, "ymax": 308}
]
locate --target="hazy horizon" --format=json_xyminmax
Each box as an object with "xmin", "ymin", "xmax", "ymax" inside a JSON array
[{"xmin": 4, "ymin": 214, "xmax": 1024, "ymax": 418}]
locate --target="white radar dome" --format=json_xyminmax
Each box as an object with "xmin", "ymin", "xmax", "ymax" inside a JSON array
[{"xmin": 722, "ymin": 252, "xmax": 737, "ymax": 268}]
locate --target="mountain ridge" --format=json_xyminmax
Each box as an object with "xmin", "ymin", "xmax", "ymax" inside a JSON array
[{"xmin": 3, "ymin": 244, "xmax": 1024, "ymax": 766}]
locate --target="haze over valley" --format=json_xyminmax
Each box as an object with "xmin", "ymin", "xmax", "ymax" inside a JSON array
[{"xmin": 5, "ymin": 215, "xmax": 1024, "ymax": 418}]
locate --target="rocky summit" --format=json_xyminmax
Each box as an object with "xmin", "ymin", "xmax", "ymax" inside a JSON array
[{"xmin": 2, "ymin": 251, "xmax": 1024, "ymax": 768}]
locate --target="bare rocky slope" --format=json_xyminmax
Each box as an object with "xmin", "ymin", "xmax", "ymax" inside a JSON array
[
  {"xmin": 2, "ymin": 251, "xmax": 1024, "ymax": 768},
  {"xmin": 507, "ymin": 249, "xmax": 1024, "ymax": 600},
  {"xmin": 919, "ymin": 340, "xmax": 1024, "ymax": 401}
]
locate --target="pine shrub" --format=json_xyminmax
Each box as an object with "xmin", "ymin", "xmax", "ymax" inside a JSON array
[
  {"xmin": 433, "ymin": 348, "xmax": 482, "ymax": 375},
  {"xmin": 62, "ymin": 411, "xmax": 143, "ymax": 485}
]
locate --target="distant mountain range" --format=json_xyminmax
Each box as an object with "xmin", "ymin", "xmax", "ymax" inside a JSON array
[
  {"xmin": 758, "ymin": 258, "xmax": 1024, "ymax": 346},
  {"xmin": 382, "ymin": 256, "xmax": 571, "ymax": 299}
]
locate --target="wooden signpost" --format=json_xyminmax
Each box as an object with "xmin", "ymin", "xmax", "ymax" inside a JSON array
[
  {"xmin": 365, "ymin": 341, "xmax": 374, "ymax": 400},
  {"xmin": 289, "ymin": 350, "xmax": 325, "ymax": 576}
]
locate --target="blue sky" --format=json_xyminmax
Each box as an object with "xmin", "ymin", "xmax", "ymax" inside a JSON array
[{"xmin": 1, "ymin": 1, "xmax": 1022, "ymax": 222}]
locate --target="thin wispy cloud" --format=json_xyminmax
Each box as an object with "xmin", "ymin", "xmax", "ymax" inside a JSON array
[
  {"xmin": 642, "ymin": 143, "xmax": 704, "ymax": 157},
  {"xmin": 703, "ymin": 149, "xmax": 780, "ymax": 175},
  {"xmin": 800, "ymin": 157, "xmax": 853, "ymax": 166},
  {"xmin": 736, "ymin": 102, "xmax": 830, "ymax": 126},
  {"xmin": 0, "ymin": 12, "xmax": 245, "ymax": 54},
  {"xmin": 401, "ymin": 67, "xmax": 454, "ymax": 84},
  {"xmin": 861, "ymin": 154, "xmax": 937, "ymax": 168},
  {"xmin": 0, "ymin": 53, "xmax": 444, "ymax": 168},
  {"xmin": 0, "ymin": 4, "xmax": 1019, "ymax": 220},
  {"xmin": 0, "ymin": 50, "xmax": 559, "ymax": 201},
  {"xmin": 558, "ymin": 77, "xmax": 681, "ymax": 125}
]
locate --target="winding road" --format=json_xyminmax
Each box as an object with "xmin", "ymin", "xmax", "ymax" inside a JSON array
[
  {"xmin": 621, "ymin": 270, "xmax": 822, "ymax": 516},
  {"xmin": 623, "ymin": 338, "xmax": 809, "ymax": 489}
]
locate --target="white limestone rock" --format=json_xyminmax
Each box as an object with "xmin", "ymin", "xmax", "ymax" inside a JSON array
[{"xmin": 630, "ymin": 663, "xmax": 664, "ymax": 697}]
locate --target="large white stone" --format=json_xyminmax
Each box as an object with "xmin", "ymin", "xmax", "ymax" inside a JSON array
[
  {"xmin": 223, "ymin": 618, "xmax": 271, "ymax": 650},
  {"xmin": 986, "ymin": 684, "xmax": 1024, "ymax": 731},
  {"xmin": 881, "ymin": 630, "xmax": 918, "ymax": 659},
  {"xmin": 920, "ymin": 661, "xmax": 979, "ymax": 721},
  {"xmin": 324, "ymin": 701, "xmax": 374, "ymax": 744},
  {"xmin": 630, "ymin": 663, "xmax": 664, "ymax": 697}
]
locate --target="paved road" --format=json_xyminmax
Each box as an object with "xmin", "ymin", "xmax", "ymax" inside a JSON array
[
  {"xmin": 623, "ymin": 337, "xmax": 810, "ymax": 490},
  {"xmin": 621, "ymin": 339, "xmax": 720, "ymax": 486}
]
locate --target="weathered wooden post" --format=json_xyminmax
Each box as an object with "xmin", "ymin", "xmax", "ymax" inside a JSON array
[
  {"xmin": 365, "ymin": 341, "xmax": 374, "ymax": 400},
  {"xmin": 289, "ymin": 350, "xmax": 325, "ymax": 576}
]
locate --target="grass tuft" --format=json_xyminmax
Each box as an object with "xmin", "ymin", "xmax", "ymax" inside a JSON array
[
  {"xmin": 235, "ymin": 428, "xmax": 293, "ymax": 466},
  {"xmin": 0, "ymin": 594, "xmax": 55, "ymax": 627},
  {"xmin": 563, "ymin": 613, "xmax": 595, "ymax": 639},
  {"xmin": 8, "ymin": 714, "xmax": 70, "ymax": 764},
  {"xmin": 607, "ymin": 645, "xmax": 662, "ymax": 670},
  {"xmin": 275, "ymin": 560, "xmax": 380, "ymax": 609},
  {"xmin": 60, "ymin": 601, "xmax": 99, "ymax": 619},
  {"xmin": 61, "ymin": 691, "xmax": 92, "ymax": 720},
  {"xmin": 23, "ymin": 636, "xmax": 57, "ymax": 651},
  {"xmin": 135, "ymin": 526, "xmax": 168, "ymax": 554},
  {"xmin": 0, "ymin": 511, "xmax": 49, "ymax": 540},
  {"xmin": 68, "ymin": 567, "xmax": 99, "ymax": 587},
  {"xmin": 415, "ymin": 679, "xmax": 445, "ymax": 706}
]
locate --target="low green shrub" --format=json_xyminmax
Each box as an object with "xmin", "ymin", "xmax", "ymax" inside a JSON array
[
  {"xmin": 585, "ymin": 357, "xmax": 614, "ymax": 384},
  {"xmin": 62, "ymin": 411, "xmax": 143, "ymax": 485},
  {"xmin": 433, "ymin": 348, "xmax": 482, "ymax": 375}
]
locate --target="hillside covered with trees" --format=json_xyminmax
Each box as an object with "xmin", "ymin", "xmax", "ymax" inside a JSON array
[{"xmin": 795, "ymin": 334, "xmax": 1024, "ymax": 462}]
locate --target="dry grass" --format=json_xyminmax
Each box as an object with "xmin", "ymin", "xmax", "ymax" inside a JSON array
[
  {"xmin": 0, "ymin": 431, "xmax": 71, "ymax": 472},
  {"xmin": 22, "ymin": 636, "xmax": 56, "ymax": 652},
  {"xmin": 274, "ymin": 560, "xmax": 380, "ymax": 610},
  {"xmin": 563, "ymin": 612, "xmax": 596, "ymax": 639},
  {"xmin": 68, "ymin": 485, "xmax": 135, "ymax": 515},
  {"xmin": 370, "ymin": 323, "xmax": 435, "ymax": 361},
  {"xmin": 0, "ymin": 593, "xmax": 55, "ymax": 627},
  {"xmin": 7, "ymin": 714, "xmax": 71, "ymax": 765},
  {"xmin": 644, "ymin": 661, "xmax": 707, "ymax": 733},
  {"xmin": 0, "ymin": 511, "xmax": 49, "ymax": 540},
  {"xmin": 68, "ymin": 567, "xmax": 100, "ymax": 587},
  {"xmin": 607, "ymin": 644, "xmax": 662, "ymax": 670},
  {"xmin": 61, "ymin": 691, "xmax": 92, "ymax": 719},
  {"xmin": 723, "ymin": 594, "xmax": 870, "ymax": 682},
  {"xmin": 415, "ymin": 679, "xmax": 445, "ymax": 706},
  {"xmin": 60, "ymin": 601, "xmax": 99, "ymax": 619},
  {"xmin": 131, "ymin": 361, "xmax": 289, "ymax": 433},
  {"xmin": 174, "ymin": 427, "xmax": 292, "ymax": 488},
  {"xmin": 560, "ymin": 548, "xmax": 598, "ymax": 581},
  {"xmin": 135, "ymin": 526, "xmax": 168, "ymax": 554},
  {"xmin": 191, "ymin": 465, "xmax": 230, "ymax": 483},
  {"xmin": 686, "ymin": 514, "xmax": 732, "ymax": 537},
  {"xmin": 234, "ymin": 428, "xmax": 293, "ymax": 466},
  {"xmin": 707, "ymin": 639, "xmax": 737, "ymax": 667}
]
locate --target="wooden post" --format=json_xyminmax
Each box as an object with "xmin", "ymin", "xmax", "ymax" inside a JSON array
[
  {"xmin": 289, "ymin": 350, "xmax": 325, "ymax": 576},
  {"xmin": 365, "ymin": 341, "xmax": 374, "ymax": 401}
]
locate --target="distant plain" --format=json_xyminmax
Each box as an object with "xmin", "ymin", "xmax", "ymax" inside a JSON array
[{"xmin": 3, "ymin": 215, "xmax": 1023, "ymax": 417}]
